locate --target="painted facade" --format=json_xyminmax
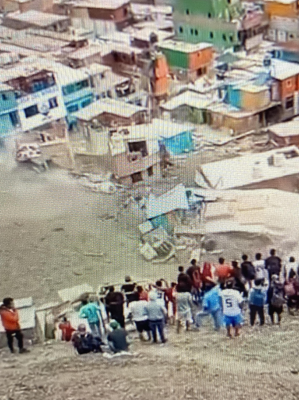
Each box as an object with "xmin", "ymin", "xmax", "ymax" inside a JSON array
[
  {"xmin": 159, "ymin": 41, "xmax": 213, "ymax": 81},
  {"xmin": 0, "ymin": 85, "xmax": 19, "ymax": 137},
  {"xmin": 172, "ymin": 0, "xmax": 267, "ymax": 50}
]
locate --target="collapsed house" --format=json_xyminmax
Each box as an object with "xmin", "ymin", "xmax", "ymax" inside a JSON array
[{"xmin": 195, "ymin": 145, "xmax": 299, "ymax": 192}]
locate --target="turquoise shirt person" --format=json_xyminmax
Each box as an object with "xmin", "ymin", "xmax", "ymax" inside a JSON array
[{"xmin": 79, "ymin": 303, "xmax": 100, "ymax": 324}]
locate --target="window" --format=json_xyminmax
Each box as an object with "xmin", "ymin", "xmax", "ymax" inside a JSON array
[
  {"xmin": 128, "ymin": 140, "xmax": 148, "ymax": 157},
  {"xmin": 197, "ymin": 52, "xmax": 201, "ymax": 57},
  {"xmin": 286, "ymin": 79, "xmax": 293, "ymax": 88},
  {"xmin": 210, "ymin": 32, "xmax": 214, "ymax": 39},
  {"xmin": 131, "ymin": 172, "xmax": 143, "ymax": 183},
  {"xmin": 223, "ymin": 34, "xmax": 227, "ymax": 41},
  {"xmin": 190, "ymin": 28, "xmax": 194, "ymax": 35},
  {"xmin": 81, "ymin": 99, "xmax": 91, "ymax": 108},
  {"xmin": 9, "ymin": 111, "xmax": 19, "ymax": 127},
  {"xmin": 2, "ymin": 93, "xmax": 8, "ymax": 101},
  {"xmin": 62, "ymin": 80, "xmax": 89, "ymax": 95},
  {"xmin": 24, "ymin": 104, "xmax": 38, "ymax": 118},
  {"xmin": 227, "ymin": 0, "xmax": 231, "ymax": 3},
  {"xmin": 195, "ymin": 29, "xmax": 198, "ymax": 36},
  {"xmin": 229, "ymin": 35, "xmax": 234, "ymax": 42},
  {"xmin": 208, "ymin": 13, "xmax": 211, "ymax": 18},
  {"xmin": 67, "ymin": 104, "xmax": 79, "ymax": 113},
  {"xmin": 286, "ymin": 95, "xmax": 294, "ymax": 109},
  {"xmin": 48, "ymin": 97, "xmax": 58, "ymax": 109},
  {"xmin": 147, "ymin": 166, "xmax": 153, "ymax": 177},
  {"xmin": 186, "ymin": 9, "xmax": 189, "ymax": 15},
  {"xmin": 179, "ymin": 26, "xmax": 183, "ymax": 33}
]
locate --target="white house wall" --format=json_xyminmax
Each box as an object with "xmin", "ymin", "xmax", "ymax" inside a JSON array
[{"xmin": 17, "ymin": 86, "xmax": 66, "ymax": 131}]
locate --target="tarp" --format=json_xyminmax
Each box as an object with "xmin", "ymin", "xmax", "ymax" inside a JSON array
[
  {"xmin": 146, "ymin": 184, "xmax": 189, "ymax": 219},
  {"xmin": 159, "ymin": 131, "xmax": 194, "ymax": 155}
]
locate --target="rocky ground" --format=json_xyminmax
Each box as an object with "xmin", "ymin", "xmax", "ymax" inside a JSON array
[{"xmin": 1, "ymin": 136, "xmax": 299, "ymax": 399}]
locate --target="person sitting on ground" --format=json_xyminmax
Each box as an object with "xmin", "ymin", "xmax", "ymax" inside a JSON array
[
  {"xmin": 177, "ymin": 266, "xmax": 192, "ymax": 293},
  {"xmin": 128, "ymin": 293, "xmax": 151, "ymax": 341},
  {"xmin": 71, "ymin": 324, "xmax": 103, "ymax": 355},
  {"xmin": 107, "ymin": 320, "xmax": 130, "ymax": 353},
  {"xmin": 145, "ymin": 291, "xmax": 167, "ymax": 344},
  {"xmin": 121, "ymin": 276, "xmax": 137, "ymax": 304},
  {"xmin": 174, "ymin": 284, "xmax": 193, "ymax": 334},
  {"xmin": 220, "ymin": 280, "xmax": 244, "ymax": 338},
  {"xmin": 215, "ymin": 258, "xmax": 233, "ymax": 285},
  {"xmin": 58, "ymin": 317, "xmax": 75, "ymax": 342},
  {"xmin": 283, "ymin": 257, "xmax": 298, "ymax": 283},
  {"xmin": 267, "ymin": 275, "xmax": 285, "ymax": 325},
  {"xmin": 252, "ymin": 253, "xmax": 268, "ymax": 284},
  {"xmin": 248, "ymin": 279, "xmax": 267, "ymax": 327},
  {"xmin": 137, "ymin": 285, "xmax": 149, "ymax": 301},
  {"xmin": 241, "ymin": 254, "xmax": 255, "ymax": 288},
  {"xmin": 266, "ymin": 249, "xmax": 282, "ymax": 281},
  {"xmin": 105, "ymin": 286, "xmax": 125, "ymax": 328},
  {"xmin": 195, "ymin": 279, "xmax": 222, "ymax": 332},
  {"xmin": 79, "ymin": 295, "xmax": 103, "ymax": 338},
  {"xmin": 0, "ymin": 297, "xmax": 29, "ymax": 354}
]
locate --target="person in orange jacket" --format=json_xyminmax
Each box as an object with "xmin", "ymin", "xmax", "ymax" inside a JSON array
[{"xmin": 0, "ymin": 298, "xmax": 28, "ymax": 354}]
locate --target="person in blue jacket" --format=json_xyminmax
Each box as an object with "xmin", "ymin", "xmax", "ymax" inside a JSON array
[
  {"xmin": 195, "ymin": 279, "xmax": 223, "ymax": 331},
  {"xmin": 248, "ymin": 279, "xmax": 267, "ymax": 326}
]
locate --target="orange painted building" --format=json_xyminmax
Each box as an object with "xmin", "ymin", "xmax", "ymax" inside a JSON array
[
  {"xmin": 264, "ymin": 0, "xmax": 299, "ymax": 18},
  {"xmin": 159, "ymin": 40, "xmax": 213, "ymax": 82},
  {"xmin": 152, "ymin": 54, "xmax": 169, "ymax": 98}
]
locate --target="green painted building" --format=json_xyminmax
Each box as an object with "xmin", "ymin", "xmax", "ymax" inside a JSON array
[{"xmin": 172, "ymin": 0, "xmax": 261, "ymax": 50}]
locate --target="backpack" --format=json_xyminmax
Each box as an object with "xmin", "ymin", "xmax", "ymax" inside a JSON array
[
  {"xmin": 250, "ymin": 288, "xmax": 265, "ymax": 307},
  {"xmin": 271, "ymin": 284, "xmax": 284, "ymax": 307},
  {"xmin": 284, "ymin": 281, "xmax": 296, "ymax": 297}
]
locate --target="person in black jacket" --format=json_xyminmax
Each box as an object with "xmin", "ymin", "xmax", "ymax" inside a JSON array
[
  {"xmin": 265, "ymin": 249, "xmax": 282, "ymax": 280},
  {"xmin": 241, "ymin": 254, "xmax": 255, "ymax": 288}
]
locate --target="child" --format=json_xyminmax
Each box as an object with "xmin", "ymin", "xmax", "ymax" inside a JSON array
[{"xmin": 221, "ymin": 280, "xmax": 244, "ymax": 338}]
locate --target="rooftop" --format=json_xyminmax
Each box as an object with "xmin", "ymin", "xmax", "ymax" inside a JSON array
[
  {"xmin": 67, "ymin": 44, "xmax": 103, "ymax": 60},
  {"xmin": 271, "ymin": 59, "xmax": 299, "ymax": 80},
  {"xmin": 132, "ymin": 28, "xmax": 174, "ymax": 42},
  {"xmin": 160, "ymin": 90, "xmax": 214, "ymax": 111},
  {"xmin": 268, "ymin": 120, "xmax": 299, "ymax": 137},
  {"xmin": 5, "ymin": 11, "xmax": 69, "ymax": 27},
  {"xmin": 159, "ymin": 40, "xmax": 213, "ymax": 53},
  {"xmin": 73, "ymin": 98, "xmax": 147, "ymax": 121},
  {"xmin": 195, "ymin": 146, "xmax": 299, "ymax": 190},
  {"xmin": 70, "ymin": 0, "xmax": 129, "ymax": 10},
  {"xmin": 264, "ymin": 0, "xmax": 296, "ymax": 3}
]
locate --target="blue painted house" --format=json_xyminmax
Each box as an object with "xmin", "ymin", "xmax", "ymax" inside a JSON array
[
  {"xmin": 0, "ymin": 83, "xmax": 19, "ymax": 137},
  {"xmin": 49, "ymin": 65, "xmax": 94, "ymax": 129}
]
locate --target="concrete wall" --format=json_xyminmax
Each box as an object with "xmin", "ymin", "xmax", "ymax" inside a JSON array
[{"xmin": 111, "ymin": 151, "xmax": 160, "ymax": 178}]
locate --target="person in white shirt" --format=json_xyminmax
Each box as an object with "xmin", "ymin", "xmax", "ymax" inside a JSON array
[
  {"xmin": 283, "ymin": 256, "xmax": 298, "ymax": 283},
  {"xmin": 221, "ymin": 281, "xmax": 244, "ymax": 338},
  {"xmin": 128, "ymin": 293, "xmax": 151, "ymax": 341},
  {"xmin": 252, "ymin": 253, "xmax": 268, "ymax": 284}
]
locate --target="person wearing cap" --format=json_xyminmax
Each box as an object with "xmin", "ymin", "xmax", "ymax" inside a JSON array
[
  {"xmin": 107, "ymin": 320, "xmax": 129, "ymax": 353},
  {"xmin": 195, "ymin": 279, "xmax": 223, "ymax": 331},
  {"xmin": 71, "ymin": 324, "xmax": 103, "ymax": 355},
  {"xmin": 248, "ymin": 279, "xmax": 267, "ymax": 327},
  {"xmin": 145, "ymin": 291, "xmax": 167, "ymax": 344}
]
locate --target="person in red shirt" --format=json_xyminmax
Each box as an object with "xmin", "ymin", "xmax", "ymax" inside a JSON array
[
  {"xmin": 164, "ymin": 282, "xmax": 177, "ymax": 324},
  {"xmin": 215, "ymin": 258, "xmax": 233, "ymax": 286},
  {"xmin": 137, "ymin": 285, "xmax": 149, "ymax": 301},
  {"xmin": 0, "ymin": 297, "xmax": 28, "ymax": 354},
  {"xmin": 58, "ymin": 317, "xmax": 75, "ymax": 342}
]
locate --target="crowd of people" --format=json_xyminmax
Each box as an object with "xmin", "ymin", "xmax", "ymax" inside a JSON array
[{"xmin": 1, "ymin": 248, "xmax": 299, "ymax": 355}]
